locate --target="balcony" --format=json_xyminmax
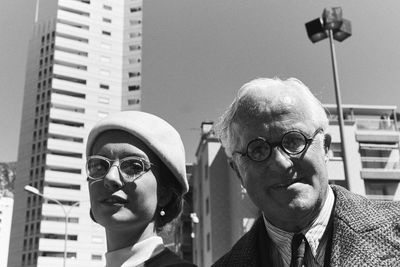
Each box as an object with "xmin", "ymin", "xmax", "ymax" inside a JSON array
[
  {"xmin": 44, "ymin": 170, "xmax": 82, "ymax": 185},
  {"xmin": 48, "ymin": 122, "xmax": 85, "ymax": 138},
  {"xmin": 43, "ymin": 187, "xmax": 82, "ymax": 201},
  {"xmin": 361, "ymin": 157, "xmax": 400, "ymax": 169},
  {"xmin": 46, "ymin": 154, "xmax": 83, "ymax": 170},
  {"xmin": 356, "ymin": 118, "xmax": 396, "ymax": 131},
  {"xmin": 57, "ymin": 9, "xmax": 90, "ymax": 26},
  {"xmin": 52, "ymin": 76, "xmax": 87, "ymax": 93},
  {"xmin": 361, "ymin": 169, "xmax": 400, "ymax": 180},
  {"xmin": 47, "ymin": 137, "xmax": 83, "ymax": 154}
]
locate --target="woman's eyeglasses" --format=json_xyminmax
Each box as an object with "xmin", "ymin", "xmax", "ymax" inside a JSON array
[{"xmin": 86, "ymin": 155, "xmax": 154, "ymax": 182}]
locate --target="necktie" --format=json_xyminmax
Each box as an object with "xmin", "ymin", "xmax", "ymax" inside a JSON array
[{"xmin": 290, "ymin": 233, "xmax": 306, "ymax": 267}]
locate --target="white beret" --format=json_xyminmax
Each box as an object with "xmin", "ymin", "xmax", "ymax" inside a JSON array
[{"xmin": 86, "ymin": 111, "xmax": 188, "ymax": 193}]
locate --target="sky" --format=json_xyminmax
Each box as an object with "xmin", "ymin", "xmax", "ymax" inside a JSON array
[{"xmin": 1, "ymin": 0, "xmax": 400, "ymax": 163}]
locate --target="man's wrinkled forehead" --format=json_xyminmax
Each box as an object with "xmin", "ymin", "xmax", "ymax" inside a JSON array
[{"xmin": 234, "ymin": 83, "xmax": 308, "ymax": 122}]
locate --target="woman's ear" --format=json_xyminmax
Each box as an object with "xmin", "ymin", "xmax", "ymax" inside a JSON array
[{"xmin": 158, "ymin": 187, "xmax": 173, "ymax": 208}]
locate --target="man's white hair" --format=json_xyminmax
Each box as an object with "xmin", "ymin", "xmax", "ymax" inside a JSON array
[{"xmin": 214, "ymin": 77, "xmax": 329, "ymax": 157}]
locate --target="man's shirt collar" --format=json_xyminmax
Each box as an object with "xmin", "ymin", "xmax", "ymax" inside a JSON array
[{"xmin": 263, "ymin": 186, "xmax": 335, "ymax": 266}]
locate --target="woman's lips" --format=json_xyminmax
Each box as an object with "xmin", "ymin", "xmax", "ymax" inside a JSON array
[{"xmin": 100, "ymin": 195, "xmax": 128, "ymax": 206}]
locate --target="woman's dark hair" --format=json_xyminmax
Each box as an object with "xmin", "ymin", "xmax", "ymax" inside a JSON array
[{"xmin": 153, "ymin": 160, "xmax": 184, "ymax": 232}]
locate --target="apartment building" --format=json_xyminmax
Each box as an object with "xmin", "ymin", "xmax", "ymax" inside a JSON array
[
  {"xmin": 8, "ymin": 0, "xmax": 143, "ymax": 266},
  {"xmin": 192, "ymin": 122, "xmax": 259, "ymax": 267},
  {"xmin": 173, "ymin": 164, "xmax": 195, "ymax": 263},
  {"xmin": 325, "ymin": 104, "xmax": 400, "ymax": 199},
  {"xmin": 192, "ymin": 104, "xmax": 400, "ymax": 266}
]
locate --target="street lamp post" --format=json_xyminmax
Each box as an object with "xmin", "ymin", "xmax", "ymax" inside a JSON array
[
  {"xmin": 305, "ymin": 7, "xmax": 352, "ymax": 189},
  {"xmin": 24, "ymin": 185, "xmax": 79, "ymax": 267}
]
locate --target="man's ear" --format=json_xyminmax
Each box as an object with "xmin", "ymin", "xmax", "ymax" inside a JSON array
[
  {"xmin": 228, "ymin": 158, "xmax": 244, "ymax": 185},
  {"xmin": 324, "ymin": 133, "xmax": 332, "ymax": 154}
]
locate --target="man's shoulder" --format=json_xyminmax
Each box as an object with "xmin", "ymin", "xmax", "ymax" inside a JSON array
[
  {"xmin": 330, "ymin": 185, "xmax": 400, "ymax": 265},
  {"xmin": 331, "ymin": 185, "xmax": 400, "ymax": 232},
  {"xmin": 212, "ymin": 217, "xmax": 265, "ymax": 267}
]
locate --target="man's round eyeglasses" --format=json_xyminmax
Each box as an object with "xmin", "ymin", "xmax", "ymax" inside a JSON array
[
  {"xmin": 86, "ymin": 155, "xmax": 154, "ymax": 183},
  {"xmin": 233, "ymin": 128, "xmax": 324, "ymax": 162}
]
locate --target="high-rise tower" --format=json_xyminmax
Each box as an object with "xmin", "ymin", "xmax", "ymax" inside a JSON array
[{"xmin": 9, "ymin": 0, "xmax": 143, "ymax": 266}]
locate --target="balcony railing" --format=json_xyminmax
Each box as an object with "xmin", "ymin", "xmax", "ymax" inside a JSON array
[
  {"xmin": 366, "ymin": 195, "xmax": 394, "ymax": 201},
  {"xmin": 355, "ymin": 118, "xmax": 396, "ymax": 131},
  {"xmin": 361, "ymin": 157, "xmax": 400, "ymax": 169}
]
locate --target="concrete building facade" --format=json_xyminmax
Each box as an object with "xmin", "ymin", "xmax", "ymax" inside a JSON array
[
  {"xmin": 8, "ymin": 0, "xmax": 143, "ymax": 266},
  {"xmin": 0, "ymin": 196, "xmax": 13, "ymax": 267},
  {"xmin": 192, "ymin": 122, "xmax": 259, "ymax": 267},
  {"xmin": 325, "ymin": 104, "xmax": 400, "ymax": 199},
  {"xmin": 192, "ymin": 104, "xmax": 400, "ymax": 266}
]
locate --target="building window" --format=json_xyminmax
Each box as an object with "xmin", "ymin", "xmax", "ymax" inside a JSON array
[
  {"xmin": 130, "ymin": 7, "xmax": 141, "ymax": 12},
  {"xmin": 128, "ymin": 72, "xmax": 140, "ymax": 78},
  {"xmin": 128, "ymin": 85, "xmax": 140, "ymax": 91},
  {"xmin": 128, "ymin": 98, "xmax": 140, "ymax": 105},
  {"xmin": 359, "ymin": 143, "xmax": 400, "ymax": 169},
  {"xmin": 129, "ymin": 19, "xmax": 141, "ymax": 26},
  {"xmin": 205, "ymin": 197, "xmax": 209, "ymax": 215},
  {"xmin": 328, "ymin": 142, "xmax": 342, "ymax": 158},
  {"xmin": 53, "ymin": 74, "xmax": 86, "ymax": 85},
  {"xmin": 206, "ymin": 233, "xmax": 210, "ymax": 251},
  {"xmin": 128, "ymin": 58, "xmax": 141, "ymax": 64},
  {"xmin": 103, "ymin": 4, "xmax": 112, "ymax": 10},
  {"xmin": 92, "ymin": 254, "xmax": 102, "ymax": 260},
  {"xmin": 102, "ymin": 18, "xmax": 112, "ymax": 23},
  {"xmin": 102, "ymin": 31, "xmax": 111, "ymax": 36},
  {"xmin": 129, "ymin": 32, "xmax": 141, "ymax": 38},
  {"xmin": 99, "ymin": 84, "xmax": 109, "ymax": 90},
  {"xmin": 365, "ymin": 180, "xmax": 399, "ymax": 201},
  {"xmin": 129, "ymin": 45, "xmax": 141, "ymax": 51}
]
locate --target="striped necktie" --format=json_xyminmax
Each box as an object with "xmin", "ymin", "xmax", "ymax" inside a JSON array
[{"xmin": 290, "ymin": 233, "xmax": 306, "ymax": 267}]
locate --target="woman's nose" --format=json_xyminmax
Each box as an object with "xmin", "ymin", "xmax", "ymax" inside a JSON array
[{"xmin": 103, "ymin": 165, "xmax": 123, "ymax": 191}]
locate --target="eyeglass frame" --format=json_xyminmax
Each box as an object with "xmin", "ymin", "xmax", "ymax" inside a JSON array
[
  {"xmin": 86, "ymin": 155, "xmax": 155, "ymax": 182},
  {"xmin": 232, "ymin": 128, "xmax": 324, "ymax": 162}
]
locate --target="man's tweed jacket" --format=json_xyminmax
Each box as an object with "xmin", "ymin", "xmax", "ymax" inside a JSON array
[{"xmin": 212, "ymin": 185, "xmax": 400, "ymax": 266}]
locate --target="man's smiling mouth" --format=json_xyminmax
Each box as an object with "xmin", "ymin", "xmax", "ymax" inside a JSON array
[{"xmin": 272, "ymin": 177, "xmax": 303, "ymax": 189}]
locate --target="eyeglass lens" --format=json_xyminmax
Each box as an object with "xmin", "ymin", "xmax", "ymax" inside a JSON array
[
  {"xmin": 87, "ymin": 157, "xmax": 145, "ymax": 180},
  {"xmin": 247, "ymin": 131, "xmax": 307, "ymax": 161}
]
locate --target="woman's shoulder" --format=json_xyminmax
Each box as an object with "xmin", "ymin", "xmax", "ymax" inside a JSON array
[{"xmin": 144, "ymin": 248, "xmax": 197, "ymax": 267}]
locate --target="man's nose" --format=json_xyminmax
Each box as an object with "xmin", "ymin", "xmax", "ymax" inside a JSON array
[
  {"xmin": 268, "ymin": 147, "xmax": 293, "ymax": 171},
  {"xmin": 103, "ymin": 165, "xmax": 124, "ymax": 191}
]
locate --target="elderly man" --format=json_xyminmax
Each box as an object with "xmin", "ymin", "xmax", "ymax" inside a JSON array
[{"xmin": 212, "ymin": 77, "xmax": 400, "ymax": 267}]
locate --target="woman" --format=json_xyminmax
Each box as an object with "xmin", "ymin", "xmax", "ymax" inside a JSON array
[{"xmin": 86, "ymin": 111, "xmax": 196, "ymax": 267}]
